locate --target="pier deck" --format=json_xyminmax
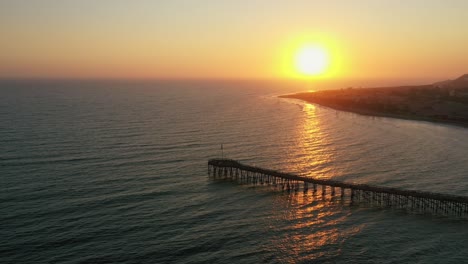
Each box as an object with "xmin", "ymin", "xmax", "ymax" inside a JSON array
[{"xmin": 208, "ymin": 159, "xmax": 468, "ymax": 217}]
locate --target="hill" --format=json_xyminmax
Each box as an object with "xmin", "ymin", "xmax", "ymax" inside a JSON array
[{"xmin": 434, "ymin": 74, "xmax": 468, "ymax": 89}]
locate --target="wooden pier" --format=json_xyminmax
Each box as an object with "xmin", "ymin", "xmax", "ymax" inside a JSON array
[{"xmin": 208, "ymin": 159, "xmax": 468, "ymax": 217}]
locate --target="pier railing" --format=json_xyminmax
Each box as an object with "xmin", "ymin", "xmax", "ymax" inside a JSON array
[{"xmin": 208, "ymin": 159, "xmax": 468, "ymax": 217}]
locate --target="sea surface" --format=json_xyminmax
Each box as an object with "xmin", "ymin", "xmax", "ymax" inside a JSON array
[{"xmin": 2, "ymin": 80, "xmax": 468, "ymax": 264}]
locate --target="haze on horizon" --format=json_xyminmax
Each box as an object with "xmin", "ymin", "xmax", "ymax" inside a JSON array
[{"xmin": 1, "ymin": 0, "xmax": 467, "ymax": 83}]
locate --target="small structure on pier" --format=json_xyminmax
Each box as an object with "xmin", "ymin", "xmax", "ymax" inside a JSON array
[{"xmin": 208, "ymin": 159, "xmax": 468, "ymax": 217}]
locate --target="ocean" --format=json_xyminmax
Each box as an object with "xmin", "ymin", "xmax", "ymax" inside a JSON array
[{"xmin": 2, "ymin": 79, "xmax": 468, "ymax": 263}]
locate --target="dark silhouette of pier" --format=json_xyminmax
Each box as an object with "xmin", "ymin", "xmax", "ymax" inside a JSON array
[{"xmin": 208, "ymin": 159, "xmax": 468, "ymax": 217}]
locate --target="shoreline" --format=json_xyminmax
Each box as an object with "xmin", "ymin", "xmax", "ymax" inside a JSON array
[{"xmin": 280, "ymin": 92, "xmax": 468, "ymax": 129}]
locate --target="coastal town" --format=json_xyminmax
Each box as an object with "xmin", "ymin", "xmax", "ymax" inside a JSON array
[{"xmin": 282, "ymin": 74, "xmax": 468, "ymax": 126}]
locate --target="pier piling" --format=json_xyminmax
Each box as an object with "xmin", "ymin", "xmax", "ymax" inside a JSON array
[{"xmin": 208, "ymin": 159, "xmax": 468, "ymax": 218}]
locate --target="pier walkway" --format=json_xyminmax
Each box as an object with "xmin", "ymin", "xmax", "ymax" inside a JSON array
[{"xmin": 208, "ymin": 159, "xmax": 468, "ymax": 217}]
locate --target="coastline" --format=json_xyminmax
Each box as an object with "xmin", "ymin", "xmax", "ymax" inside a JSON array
[{"xmin": 280, "ymin": 90, "xmax": 468, "ymax": 129}]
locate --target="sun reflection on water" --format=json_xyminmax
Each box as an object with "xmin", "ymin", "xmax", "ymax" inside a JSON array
[
  {"xmin": 268, "ymin": 103, "xmax": 366, "ymax": 262},
  {"xmin": 268, "ymin": 192, "xmax": 364, "ymax": 262},
  {"xmin": 285, "ymin": 103, "xmax": 336, "ymax": 179}
]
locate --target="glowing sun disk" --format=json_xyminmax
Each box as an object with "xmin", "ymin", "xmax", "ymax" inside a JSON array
[{"xmin": 295, "ymin": 45, "xmax": 329, "ymax": 76}]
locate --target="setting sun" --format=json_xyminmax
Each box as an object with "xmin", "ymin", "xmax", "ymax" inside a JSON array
[{"xmin": 295, "ymin": 45, "xmax": 329, "ymax": 76}]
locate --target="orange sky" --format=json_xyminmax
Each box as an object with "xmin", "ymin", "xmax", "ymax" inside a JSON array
[{"xmin": 1, "ymin": 1, "xmax": 467, "ymax": 81}]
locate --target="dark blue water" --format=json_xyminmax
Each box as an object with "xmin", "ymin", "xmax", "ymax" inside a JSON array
[{"xmin": 2, "ymin": 80, "xmax": 468, "ymax": 263}]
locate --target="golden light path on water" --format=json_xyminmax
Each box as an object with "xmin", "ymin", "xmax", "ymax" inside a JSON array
[
  {"xmin": 267, "ymin": 102, "xmax": 366, "ymax": 262},
  {"xmin": 269, "ymin": 190, "xmax": 364, "ymax": 262},
  {"xmin": 286, "ymin": 103, "xmax": 336, "ymax": 179}
]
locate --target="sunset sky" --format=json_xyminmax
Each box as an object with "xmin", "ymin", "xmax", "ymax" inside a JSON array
[{"xmin": 1, "ymin": 0, "xmax": 467, "ymax": 81}]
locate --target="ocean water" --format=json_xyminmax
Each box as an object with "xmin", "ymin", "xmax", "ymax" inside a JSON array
[{"xmin": 2, "ymin": 80, "xmax": 468, "ymax": 264}]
